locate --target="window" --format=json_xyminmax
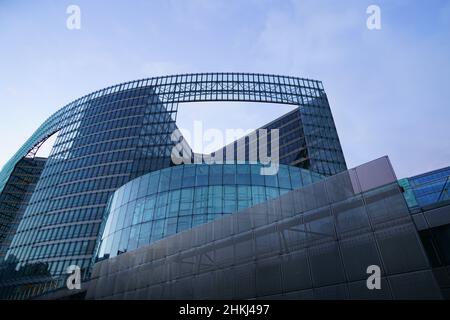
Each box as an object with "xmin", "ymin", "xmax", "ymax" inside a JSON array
[
  {"xmin": 164, "ymin": 217, "xmax": 177, "ymax": 236},
  {"xmin": 237, "ymin": 185, "xmax": 252, "ymax": 210},
  {"xmin": 177, "ymin": 216, "xmax": 192, "ymax": 232},
  {"xmin": 179, "ymin": 188, "xmax": 194, "ymax": 215},
  {"xmin": 289, "ymin": 167, "xmax": 302, "ymax": 189},
  {"xmin": 278, "ymin": 166, "xmax": 291, "ymax": 189},
  {"xmin": 132, "ymin": 199, "xmax": 145, "ymax": 224},
  {"xmin": 237, "ymin": 165, "xmax": 251, "ymax": 184},
  {"xmin": 148, "ymin": 172, "xmax": 160, "ymax": 194},
  {"xmin": 183, "ymin": 166, "xmax": 196, "ymax": 187},
  {"xmin": 252, "ymin": 186, "xmax": 266, "ymax": 206},
  {"xmin": 138, "ymin": 222, "xmax": 151, "ymax": 248},
  {"xmin": 251, "ymin": 165, "xmax": 265, "ymax": 185},
  {"xmin": 170, "ymin": 166, "xmax": 183, "ymax": 189},
  {"xmin": 118, "ymin": 227, "xmax": 130, "ymax": 254},
  {"xmin": 158, "ymin": 169, "xmax": 171, "ymax": 192},
  {"xmin": 208, "ymin": 186, "xmax": 223, "ymax": 213},
  {"xmin": 155, "ymin": 192, "xmax": 168, "ymax": 219},
  {"xmin": 151, "ymin": 220, "xmax": 165, "ymax": 241},
  {"xmin": 196, "ymin": 165, "xmax": 209, "ymax": 186},
  {"xmin": 209, "ymin": 165, "xmax": 223, "ymax": 185},
  {"xmin": 128, "ymin": 225, "xmax": 140, "ymax": 251},
  {"xmin": 265, "ymin": 173, "xmax": 278, "ymax": 188},
  {"xmin": 224, "ymin": 186, "xmax": 237, "ymax": 213},
  {"xmin": 194, "ymin": 187, "xmax": 208, "ymax": 214},
  {"xmin": 167, "ymin": 190, "xmax": 181, "ymax": 217},
  {"xmin": 223, "ymin": 164, "xmax": 236, "ymax": 184}
]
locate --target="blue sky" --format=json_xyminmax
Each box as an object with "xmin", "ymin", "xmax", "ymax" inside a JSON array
[{"xmin": 0, "ymin": 0, "xmax": 449, "ymax": 178}]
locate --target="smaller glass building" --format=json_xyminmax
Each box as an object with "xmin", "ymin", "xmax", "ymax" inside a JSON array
[
  {"xmin": 400, "ymin": 166, "xmax": 450, "ymax": 211},
  {"xmin": 97, "ymin": 163, "xmax": 323, "ymax": 259}
]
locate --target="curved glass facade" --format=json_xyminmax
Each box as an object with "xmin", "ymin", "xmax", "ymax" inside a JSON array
[{"xmin": 97, "ymin": 164, "xmax": 323, "ymax": 259}]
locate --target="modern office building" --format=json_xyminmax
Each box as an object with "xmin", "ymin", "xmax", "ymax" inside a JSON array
[
  {"xmin": 0, "ymin": 73, "xmax": 448, "ymax": 300},
  {"xmin": 399, "ymin": 166, "xmax": 450, "ymax": 297},
  {"xmin": 75, "ymin": 158, "xmax": 450, "ymax": 300},
  {"xmin": 0, "ymin": 73, "xmax": 347, "ymax": 299},
  {"xmin": 36, "ymin": 158, "xmax": 450, "ymax": 300},
  {"xmin": 96, "ymin": 163, "xmax": 324, "ymax": 261},
  {"xmin": 212, "ymin": 102, "xmax": 347, "ymax": 177}
]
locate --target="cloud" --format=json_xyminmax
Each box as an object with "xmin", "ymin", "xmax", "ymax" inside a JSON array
[
  {"xmin": 248, "ymin": 0, "xmax": 450, "ymax": 177},
  {"xmin": 1, "ymin": 0, "xmax": 448, "ymax": 178}
]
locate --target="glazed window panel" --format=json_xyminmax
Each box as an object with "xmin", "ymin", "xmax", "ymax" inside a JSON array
[
  {"xmin": 167, "ymin": 190, "xmax": 181, "ymax": 217},
  {"xmin": 151, "ymin": 219, "xmax": 165, "ymax": 241},
  {"xmin": 251, "ymin": 165, "xmax": 265, "ymax": 185},
  {"xmin": 194, "ymin": 187, "xmax": 208, "ymax": 214},
  {"xmin": 223, "ymin": 164, "xmax": 236, "ymax": 184},
  {"xmin": 177, "ymin": 216, "xmax": 192, "ymax": 233},
  {"xmin": 224, "ymin": 185, "xmax": 237, "ymax": 213},
  {"xmin": 138, "ymin": 222, "xmax": 151, "ymax": 248},
  {"xmin": 195, "ymin": 164, "xmax": 209, "ymax": 186},
  {"xmin": 166, "ymin": 217, "xmax": 178, "ymax": 236},
  {"xmin": 118, "ymin": 227, "xmax": 131, "ymax": 254},
  {"xmin": 208, "ymin": 186, "xmax": 223, "ymax": 213},
  {"xmin": 183, "ymin": 166, "xmax": 196, "ymax": 188},
  {"xmin": 132, "ymin": 199, "xmax": 145, "ymax": 225},
  {"xmin": 209, "ymin": 166, "xmax": 223, "ymax": 184},
  {"xmin": 237, "ymin": 185, "xmax": 252, "ymax": 210},
  {"xmin": 96, "ymin": 163, "xmax": 324, "ymax": 260},
  {"xmin": 237, "ymin": 165, "xmax": 251, "ymax": 184},
  {"xmin": 169, "ymin": 166, "xmax": 183, "ymax": 189},
  {"xmin": 128, "ymin": 224, "xmax": 140, "ymax": 251},
  {"xmin": 179, "ymin": 188, "xmax": 194, "ymax": 215}
]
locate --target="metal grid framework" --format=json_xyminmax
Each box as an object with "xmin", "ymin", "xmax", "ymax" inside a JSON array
[{"xmin": 0, "ymin": 73, "xmax": 326, "ymax": 194}]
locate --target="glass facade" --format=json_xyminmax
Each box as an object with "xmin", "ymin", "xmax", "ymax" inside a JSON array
[
  {"xmin": 87, "ymin": 157, "xmax": 442, "ymax": 300},
  {"xmin": 2, "ymin": 86, "xmax": 172, "ymax": 293},
  {"xmin": 0, "ymin": 157, "xmax": 46, "ymax": 260},
  {"xmin": 0, "ymin": 73, "xmax": 346, "ymax": 299},
  {"xmin": 213, "ymin": 103, "xmax": 347, "ymax": 177},
  {"xmin": 399, "ymin": 166, "xmax": 450, "ymax": 298},
  {"xmin": 402, "ymin": 166, "xmax": 450, "ymax": 210},
  {"xmin": 399, "ymin": 167, "xmax": 450, "ymax": 299},
  {"xmin": 299, "ymin": 94, "xmax": 347, "ymax": 176},
  {"xmin": 97, "ymin": 163, "xmax": 323, "ymax": 259}
]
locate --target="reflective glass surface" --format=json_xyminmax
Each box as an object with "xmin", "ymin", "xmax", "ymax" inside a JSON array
[
  {"xmin": 213, "ymin": 106, "xmax": 347, "ymax": 177},
  {"xmin": 0, "ymin": 73, "xmax": 343, "ymax": 299},
  {"xmin": 88, "ymin": 157, "xmax": 441, "ymax": 300},
  {"xmin": 97, "ymin": 163, "xmax": 323, "ymax": 259},
  {"xmin": 0, "ymin": 157, "xmax": 46, "ymax": 260},
  {"xmin": 402, "ymin": 166, "xmax": 450, "ymax": 210}
]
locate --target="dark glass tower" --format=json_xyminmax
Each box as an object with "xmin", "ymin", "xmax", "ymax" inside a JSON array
[
  {"xmin": 213, "ymin": 99, "xmax": 347, "ymax": 177},
  {"xmin": 0, "ymin": 157, "xmax": 46, "ymax": 260}
]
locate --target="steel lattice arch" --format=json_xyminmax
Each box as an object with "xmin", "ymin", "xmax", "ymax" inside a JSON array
[{"xmin": 0, "ymin": 73, "xmax": 328, "ymax": 194}]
